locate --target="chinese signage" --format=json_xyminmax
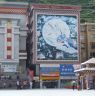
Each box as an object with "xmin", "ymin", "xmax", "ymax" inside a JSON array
[
  {"xmin": 1, "ymin": 64, "xmax": 17, "ymax": 72},
  {"xmin": 60, "ymin": 64, "xmax": 75, "ymax": 76},
  {"xmin": 40, "ymin": 67, "xmax": 59, "ymax": 80}
]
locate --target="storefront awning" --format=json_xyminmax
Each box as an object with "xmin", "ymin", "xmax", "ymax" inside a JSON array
[
  {"xmin": 75, "ymin": 68, "xmax": 95, "ymax": 73},
  {"xmin": 81, "ymin": 58, "xmax": 95, "ymax": 65},
  {"xmin": 60, "ymin": 76, "xmax": 77, "ymax": 79}
]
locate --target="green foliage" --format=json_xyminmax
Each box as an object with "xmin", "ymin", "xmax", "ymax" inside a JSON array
[
  {"xmin": 39, "ymin": 0, "xmax": 95, "ymax": 23},
  {"xmin": 5, "ymin": 0, "xmax": 39, "ymax": 3},
  {"xmin": 1, "ymin": 0, "xmax": 95, "ymax": 22},
  {"xmin": 0, "ymin": 0, "xmax": 6, "ymax": 1}
]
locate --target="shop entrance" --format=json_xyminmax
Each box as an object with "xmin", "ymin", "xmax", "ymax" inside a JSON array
[
  {"xmin": 42, "ymin": 80, "xmax": 58, "ymax": 88},
  {"xmin": 92, "ymin": 76, "xmax": 95, "ymax": 89},
  {"xmin": 60, "ymin": 79, "xmax": 76, "ymax": 89}
]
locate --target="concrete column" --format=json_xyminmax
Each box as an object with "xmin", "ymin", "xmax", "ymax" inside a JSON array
[
  {"xmin": 81, "ymin": 76, "xmax": 84, "ymax": 90},
  {"xmin": 86, "ymin": 79, "xmax": 89, "ymax": 89},
  {"xmin": 58, "ymin": 79, "xmax": 60, "ymax": 88},
  {"xmin": 85, "ymin": 75, "xmax": 90, "ymax": 89}
]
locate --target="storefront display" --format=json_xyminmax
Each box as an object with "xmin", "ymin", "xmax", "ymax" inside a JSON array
[
  {"xmin": 40, "ymin": 65, "xmax": 60, "ymax": 88},
  {"xmin": 60, "ymin": 64, "xmax": 76, "ymax": 88}
]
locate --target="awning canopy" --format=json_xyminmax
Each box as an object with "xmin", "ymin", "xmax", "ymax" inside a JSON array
[
  {"xmin": 75, "ymin": 68, "xmax": 95, "ymax": 72},
  {"xmin": 75, "ymin": 58, "xmax": 95, "ymax": 73},
  {"xmin": 81, "ymin": 58, "xmax": 95, "ymax": 65}
]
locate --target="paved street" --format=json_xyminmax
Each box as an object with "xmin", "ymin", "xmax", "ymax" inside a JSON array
[{"xmin": 0, "ymin": 89, "xmax": 95, "ymax": 96}]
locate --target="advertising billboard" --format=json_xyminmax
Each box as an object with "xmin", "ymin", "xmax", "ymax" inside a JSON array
[
  {"xmin": 33, "ymin": 4, "xmax": 81, "ymax": 64},
  {"xmin": 40, "ymin": 66, "xmax": 59, "ymax": 80},
  {"xmin": 60, "ymin": 64, "xmax": 75, "ymax": 76}
]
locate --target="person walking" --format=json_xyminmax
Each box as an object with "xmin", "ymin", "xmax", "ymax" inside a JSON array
[
  {"xmin": 29, "ymin": 81, "xmax": 33, "ymax": 89},
  {"xmin": 77, "ymin": 80, "xmax": 81, "ymax": 90},
  {"xmin": 72, "ymin": 80, "xmax": 76, "ymax": 90},
  {"xmin": 3, "ymin": 82, "xmax": 7, "ymax": 88},
  {"xmin": 16, "ymin": 75, "xmax": 20, "ymax": 80},
  {"xmin": 16, "ymin": 80, "xmax": 20, "ymax": 89}
]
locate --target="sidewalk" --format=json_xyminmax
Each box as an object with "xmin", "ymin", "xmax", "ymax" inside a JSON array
[{"xmin": 0, "ymin": 89, "xmax": 95, "ymax": 96}]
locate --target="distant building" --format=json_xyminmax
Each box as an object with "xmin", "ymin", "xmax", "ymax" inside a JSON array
[{"xmin": 80, "ymin": 23, "xmax": 95, "ymax": 62}]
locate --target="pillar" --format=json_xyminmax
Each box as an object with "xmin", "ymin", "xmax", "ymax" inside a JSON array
[
  {"xmin": 40, "ymin": 80, "xmax": 43, "ymax": 89},
  {"xmin": 58, "ymin": 79, "xmax": 60, "ymax": 88},
  {"xmin": 80, "ymin": 76, "xmax": 84, "ymax": 90}
]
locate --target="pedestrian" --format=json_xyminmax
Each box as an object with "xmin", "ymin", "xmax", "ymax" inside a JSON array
[
  {"xmin": 16, "ymin": 80, "xmax": 20, "ymax": 89},
  {"xmin": 23, "ymin": 80, "xmax": 28, "ymax": 89},
  {"xmin": 32, "ymin": 80, "xmax": 35, "ymax": 88},
  {"xmin": 72, "ymin": 80, "xmax": 76, "ymax": 90},
  {"xmin": 29, "ymin": 81, "xmax": 33, "ymax": 89},
  {"xmin": 3, "ymin": 82, "xmax": 7, "ymax": 88},
  {"xmin": 8, "ymin": 83, "xmax": 12, "ymax": 88},
  {"xmin": 9, "ymin": 75, "xmax": 12, "ymax": 80},
  {"xmin": 16, "ymin": 75, "xmax": 20, "ymax": 80}
]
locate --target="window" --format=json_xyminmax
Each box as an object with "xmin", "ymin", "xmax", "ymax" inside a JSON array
[
  {"xmin": 91, "ymin": 34, "xmax": 95, "ymax": 39},
  {"xmin": 80, "ymin": 25, "xmax": 87, "ymax": 32},
  {"xmin": 90, "ymin": 52, "xmax": 95, "ymax": 57},
  {"xmin": 81, "ymin": 43, "xmax": 86, "ymax": 49},
  {"xmin": 91, "ymin": 42, "xmax": 95, "ymax": 49}
]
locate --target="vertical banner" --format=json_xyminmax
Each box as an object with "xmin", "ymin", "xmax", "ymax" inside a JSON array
[{"xmin": 6, "ymin": 20, "xmax": 12, "ymax": 59}]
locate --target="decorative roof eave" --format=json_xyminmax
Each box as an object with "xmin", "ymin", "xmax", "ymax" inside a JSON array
[
  {"xmin": 31, "ymin": 4, "xmax": 81, "ymax": 11},
  {"xmin": 81, "ymin": 58, "xmax": 95, "ymax": 65},
  {"xmin": 75, "ymin": 68, "xmax": 95, "ymax": 73}
]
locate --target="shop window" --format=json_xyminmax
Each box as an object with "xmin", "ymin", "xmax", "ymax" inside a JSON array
[{"xmin": 93, "ymin": 35, "xmax": 95, "ymax": 39}]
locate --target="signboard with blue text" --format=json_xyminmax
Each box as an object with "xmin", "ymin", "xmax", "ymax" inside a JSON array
[{"xmin": 60, "ymin": 64, "xmax": 75, "ymax": 76}]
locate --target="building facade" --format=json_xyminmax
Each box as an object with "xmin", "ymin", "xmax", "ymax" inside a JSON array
[
  {"xmin": 0, "ymin": 2, "xmax": 27, "ymax": 78},
  {"xmin": 27, "ymin": 4, "xmax": 81, "ymax": 64},
  {"xmin": 27, "ymin": 4, "xmax": 81, "ymax": 88},
  {"xmin": 0, "ymin": 2, "xmax": 95, "ymax": 88},
  {"xmin": 80, "ymin": 23, "xmax": 95, "ymax": 62},
  {"xmin": 75, "ymin": 58, "xmax": 95, "ymax": 89}
]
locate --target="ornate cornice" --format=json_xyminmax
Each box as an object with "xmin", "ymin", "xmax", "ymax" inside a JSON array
[
  {"xmin": 0, "ymin": 7, "xmax": 27, "ymax": 14},
  {"xmin": 32, "ymin": 4, "xmax": 81, "ymax": 11}
]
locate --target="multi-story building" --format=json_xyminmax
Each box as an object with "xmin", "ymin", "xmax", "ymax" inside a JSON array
[
  {"xmin": 80, "ymin": 23, "xmax": 95, "ymax": 62},
  {"xmin": 77, "ymin": 23, "xmax": 95, "ymax": 90},
  {"xmin": 27, "ymin": 4, "xmax": 81, "ymax": 88},
  {"xmin": 0, "ymin": 2, "xmax": 95, "ymax": 88},
  {"xmin": 0, "ymin": 2, "xmax": 27, "ymax": 78}
]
